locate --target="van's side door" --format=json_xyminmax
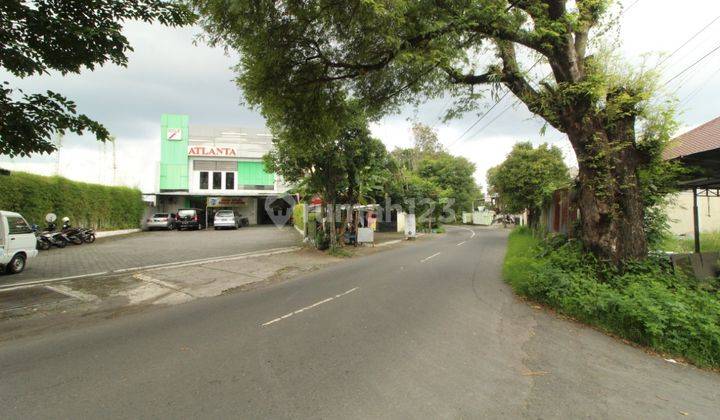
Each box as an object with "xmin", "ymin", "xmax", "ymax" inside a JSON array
[{"xmin": 6, "ymin": 215, "xmax": 35, "ymax": 252}]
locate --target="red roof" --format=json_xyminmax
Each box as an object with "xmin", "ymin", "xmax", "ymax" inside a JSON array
[{"xmin": 664, "ymin": 116, "xmax": 720, "ymax": 160}]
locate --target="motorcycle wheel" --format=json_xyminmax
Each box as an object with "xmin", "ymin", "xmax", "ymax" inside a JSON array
[
  {"xmin": 71, "ymin": 236, "xmax": 83, "ymax": 245},
  {"xmin": 56, "ymin": 240, "xmax": 67, "ymax": 248},
  {"xmin": 84, "ymin": 234, "xmax": 96, "ymax": 243},
  {"xmin": 38, "ymin": 240, "xmax": 51, "ymax": 250}
]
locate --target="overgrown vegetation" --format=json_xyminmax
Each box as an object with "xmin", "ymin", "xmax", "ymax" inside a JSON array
[
  {"xmin": 0, "ymin": 171, "xmax": 143, "ymax": 230},
  {"xmin": 504, "ymin": 228, "xmax": 720, "ymax": 369},
  {"xmin": 293, "ymin": 204, "xmax": 305, "ymax": 232}
]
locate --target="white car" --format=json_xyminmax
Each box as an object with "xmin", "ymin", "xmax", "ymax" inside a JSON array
[
  {"xmin": 213, "ymin": 210, "xmax": 240, "ymax": 230},
  {"xmin": 0, "ymin": 211, "xmax": 39, "ymax": 274}
]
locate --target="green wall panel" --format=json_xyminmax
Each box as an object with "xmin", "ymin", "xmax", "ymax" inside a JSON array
[
  {"xmin": 159, "ymin": 114, "xmax": 189, "ymax": 190},
  {"xmin": 237, "ymin": 161, "xmax": 275, "ymax": 186}
]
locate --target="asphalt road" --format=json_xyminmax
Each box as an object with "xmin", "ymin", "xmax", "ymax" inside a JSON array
[
  {"xmin": 1, "ymin": 227, "xmax": 718, "ymax": 418},
  {"xmin": 0, "ymin": 226, "xmax": 301, "ymax": 286}
]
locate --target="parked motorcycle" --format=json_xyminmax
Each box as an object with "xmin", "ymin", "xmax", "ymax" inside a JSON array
[
  {"xmin": 40, "ymin": 222, "xmax": 68, "ymax": 248},
  {"xmin": 61, "ymin": 217, "xmax": 85, "ymax": 245},
  {"xmin": 79, "ymin": 227, "xmax": 96, "ymax": 243},
  {"xmin": 32, "ymin": 225, "xmax": 51, "ymax": 250}
]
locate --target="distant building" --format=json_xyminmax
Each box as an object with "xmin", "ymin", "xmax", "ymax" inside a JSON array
[
  {"xmin": 152, "ymin": 114, "xmax": 291, "ymax": 225},
  {"xmin": 664, "ymin": 116, "xmax": 720, "ymax": 236}
]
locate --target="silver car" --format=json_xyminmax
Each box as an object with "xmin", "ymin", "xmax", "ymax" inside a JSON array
[
  {"xmin": 146, "ymin": 213, "xmax": 175, "ymax": 230},
  {"xmin": 213, "ymin": 210, "xmax": 240, "ymax": 230}
]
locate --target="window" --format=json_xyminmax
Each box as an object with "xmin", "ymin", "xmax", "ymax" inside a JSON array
[
  {"xmin": 212, "ymin": 172, "xmax": 222, "ymax": 190},
  {"xmin": 7, "ymin": 216, "xmax": 32, "ymax": 235},
  {"xmin": 225, "ymin": 172, "xmax": 235, "ymax": 190},
  {"xmin": 199, "ymin": 172, "xmax": 209, "ymax": 189}
]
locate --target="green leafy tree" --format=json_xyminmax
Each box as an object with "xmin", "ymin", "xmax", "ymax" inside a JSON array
[
  {"xmin": 417, "ymin": 152, "xmax": 482, "ymax": 221},
  {"xmin": 487, "ymin": 142, "xmax": 570, "ymax": 229},
  {"xmin": 263, "ymin": 97, "xmax": 388, "ymax": 248},
  {"xmin": 0, "ymin": 0, "xmax": 195, "ymax": 157},
  {"xmin": 192, "ymin": 0, "xmax": 676, "ymax": 264}
]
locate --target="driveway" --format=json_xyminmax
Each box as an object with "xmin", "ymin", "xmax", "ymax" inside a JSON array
[
  {"xmin": 1, "ymin": 226, "xmax": 718, "ymax": 418},
  {"xmin": 0, "ymin": 226, "xmax": 301, "ymax": 286}
]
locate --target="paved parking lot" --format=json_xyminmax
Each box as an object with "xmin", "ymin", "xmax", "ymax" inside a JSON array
[{"xmin": 1, "ymin": 226, "xmax": 301, "ymax": 286}]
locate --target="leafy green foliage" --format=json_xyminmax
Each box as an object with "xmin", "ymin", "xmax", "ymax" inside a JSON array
[
  {"xmin": 190, "ymin": 0, "xmax": 678, "ymax": 263},
  {"xmin": 487, "ymin": 142, "xmax": 570, "ymax": 226},
  {"xmin": 293, "ymin": 204, "xmax": 305, "ymax": 232},
  {"xmin": 504, "ymin": 228, "xmax": 720, "ymax": 368},
  {"xmin": 417, "ymin": 152, "xmax": 482, "ymax": 219},
  {"xmin": 0, "ymin": 0, "xmax": 196, "ymax": 156},
  {"xmin": 0, "ymin": 171, "xmax": 144, "ymax": 230}
]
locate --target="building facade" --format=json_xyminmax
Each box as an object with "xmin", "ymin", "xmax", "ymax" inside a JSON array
[{"xmin": 154, "ymin": 114, "xmax": 291, "ymax": 225}]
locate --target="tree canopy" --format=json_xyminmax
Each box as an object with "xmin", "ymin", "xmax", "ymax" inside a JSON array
[
  {"xmin": 192, "ymin": 0, "xmax": 676, "ymax": 263},
  {"xmin": 0, "ymin": 0, "xmax": 195, "ymax": 157},
  {"xmin": 487, "ymin": 142, "xmax": 571, "ymax": 227}
]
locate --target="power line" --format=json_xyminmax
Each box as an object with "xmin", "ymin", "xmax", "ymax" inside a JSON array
[
  {"xmin": 662, "ymin": 42, "xmax": 720, "ymax": 87},
  {"xmin": 681, "ymin": 61, "xmax": 720, "ymax": 105},
  {"xmin": 656, "ymin": 14, "xmax": 720, "ymax": 69},
  {"xmin": 447, "ymin": 58, "xmax": 543, "ymax": 146},
  {"xmin": 449, "ymin": 90, "xmax": 510, "ymax": 146}
]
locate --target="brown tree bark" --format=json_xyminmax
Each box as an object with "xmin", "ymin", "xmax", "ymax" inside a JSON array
[{"xmin": 569, "ymin": 120, "xmax": 648, "ymax": 264}]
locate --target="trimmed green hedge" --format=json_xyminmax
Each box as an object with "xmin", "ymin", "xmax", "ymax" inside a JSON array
[
  {"xmin": 0, "ymin": 171, "xmax": 144, "ymax": 230},
  {"xmin": 504, "ymin": 228, "xmax": 720, "ymax": 369}
]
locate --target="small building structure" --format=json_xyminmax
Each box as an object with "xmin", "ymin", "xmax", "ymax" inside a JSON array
[
  {"xmin": 663, "ymin": 115, "xmax": 720, "ymax": 252},
  {"xmin": 148, "ymin": 114, "xmax": 292, "ymax": 225}
]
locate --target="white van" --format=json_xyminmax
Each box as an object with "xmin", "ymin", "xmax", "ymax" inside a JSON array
[{"xmin": 0, "ymin": 211, "xmax": 39, "ymax": 274}]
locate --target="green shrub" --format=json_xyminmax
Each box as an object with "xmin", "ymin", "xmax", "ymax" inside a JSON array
[
  {"xmin": 0, "ymin": 171, "xmax": 143, "ymax": 230},
  {"xmin": 293, "ymin": 204, "xmax": 305, "ymax": 232},
  {"xmin": 504, "ymin": 228, "xmax": 720, "ymax": 368}
]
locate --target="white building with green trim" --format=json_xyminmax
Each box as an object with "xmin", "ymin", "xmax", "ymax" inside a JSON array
[{"xmin": 153, "ymin": 114, "xmax": 291, "ymax": 225}]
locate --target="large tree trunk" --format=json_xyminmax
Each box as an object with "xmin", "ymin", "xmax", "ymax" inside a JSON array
[{"xmin": 569, "ymin": 122, "xmax": 648, "ymax": 265}]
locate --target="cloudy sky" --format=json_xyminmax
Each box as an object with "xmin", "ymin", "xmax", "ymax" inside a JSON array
[{"xmin": 2, "ymin": 0, "xmax": 720, "ymax": 193}]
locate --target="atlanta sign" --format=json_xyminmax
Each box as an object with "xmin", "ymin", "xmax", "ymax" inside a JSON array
[{"xmin": 188, "ymin": 146, "xmax": 238, "ymax": 157}]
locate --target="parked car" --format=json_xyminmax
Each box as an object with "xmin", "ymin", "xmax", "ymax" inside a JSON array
[
  {"xmin": 146, "ymin": 213, "xmax": 176, "ymax": 231},
  {"xmin": 213, "ymin": 210, "xmax": 241, "ymax": 230},
  {"xmin": 0, "ymin": 211, "xmax": 39, "ymax": 274},
  {"xmin": 175, "ymin": 208, "xmax": 206, "ymax": 230}
]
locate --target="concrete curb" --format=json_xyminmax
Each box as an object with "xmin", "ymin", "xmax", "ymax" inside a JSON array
[{"xmin": 95, "ymin": 228, "xmax": 141, "ymax": 239}]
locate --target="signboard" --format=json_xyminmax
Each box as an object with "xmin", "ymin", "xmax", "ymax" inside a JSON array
[
  {"xmin": 404, "ymin": 213, "xmax": 417, "ymax": 239},
  {"xmin": 207, "ymin": 197, "xmax": 246, "ymax": 207},
  {"xmin": 357, "ymin": 227, "xmax": 374, "ymax": 245},
  {"xmin": 167, "ymin": 128, "xmax": 182, "ymax": 141},
  {"xmin": 188, "ymin": 146, "xmax": 238, "ymax": 157}
]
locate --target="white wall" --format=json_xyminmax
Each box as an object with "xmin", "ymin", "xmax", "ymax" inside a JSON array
[{"xmin": 667, "ymin": 191, "xmax": 720, "ymax": 236}]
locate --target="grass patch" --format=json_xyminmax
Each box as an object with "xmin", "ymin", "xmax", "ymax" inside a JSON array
[
  {"xmin": 659, "ymin": 231, "xmax": 720, "ymax": 253},
  {"xmin": 328, "ymin": 246, "xmax": 352, "ymax": 258},
  {"xmin": 503, "ymin": 227, "xmax": 720, "ymax": 369}
]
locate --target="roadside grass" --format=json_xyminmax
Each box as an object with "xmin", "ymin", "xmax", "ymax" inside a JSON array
[
  {"xmin": 659, "ymin": 231, "xmax": 720, "ymax": 253},
  {"xmin": 503, "ymin": 227, "xmax": 720, "ymax": 369}
]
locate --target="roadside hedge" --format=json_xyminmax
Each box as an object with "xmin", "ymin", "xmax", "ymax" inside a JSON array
[
  {"xmin": 504, "ymin": 227, "xmax": 720, "ymax": 369},
  {"xmin": 293, "ymin": 203, "xmax": 305, "ymax": 232},
  {"xmin": 0, "ymin": 171, "xmax": 143, "ymax": 230}
]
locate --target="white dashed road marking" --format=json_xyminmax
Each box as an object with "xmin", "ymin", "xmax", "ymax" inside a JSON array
[
  {"xmin": 457, "ymin": 241, "xmax": 466, "ymax": 246},
  {"xmin": 261, "ymin": 287, "xmax": 360, "ymax": 327},
  {"xmin": 421, "ymin": 252, "xmax": 441, "ymax": 263},
  {"xmin": 461, "ymin": 227, "xmax": 476, "ymax": 238}
]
